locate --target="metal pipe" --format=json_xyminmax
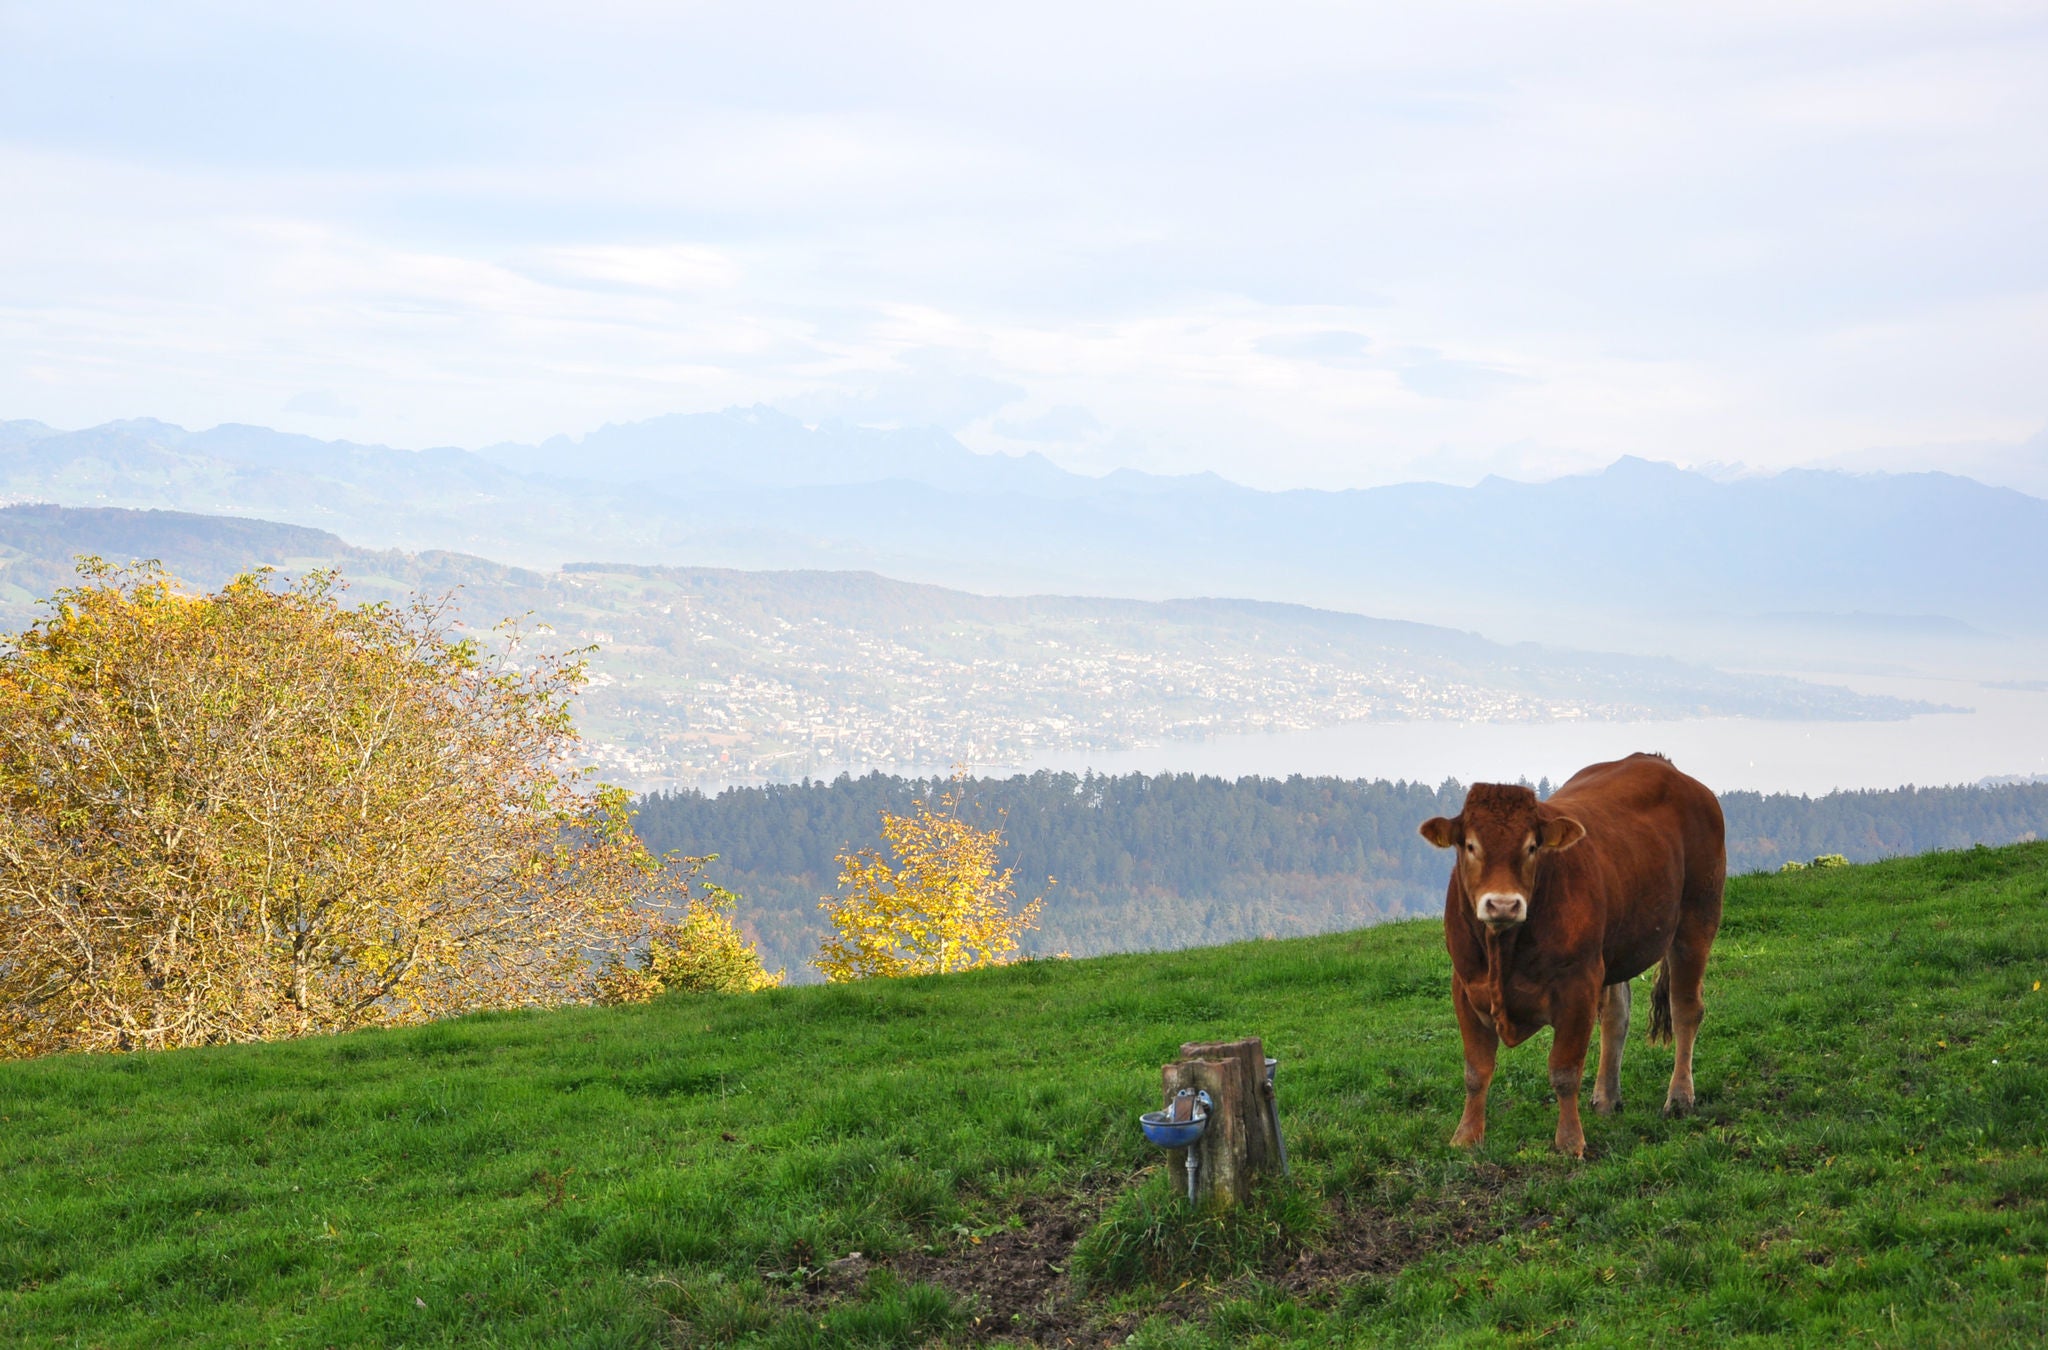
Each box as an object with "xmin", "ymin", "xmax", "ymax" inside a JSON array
[{"xmin": 1265, "ymin": 1057, "xmax": 1291, "ymax": 1176}]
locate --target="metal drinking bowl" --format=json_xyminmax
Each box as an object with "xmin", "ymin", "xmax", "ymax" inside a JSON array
[{"xmin": 1139, "ymin": 1107, "xmax": 1209, "ymax": 1149}]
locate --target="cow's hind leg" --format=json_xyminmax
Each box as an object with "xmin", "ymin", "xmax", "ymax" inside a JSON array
[
  {"xmin": 1662, "ymin": 846, "xmax": 1726, "ymax": 1118},
  {"xmin": 1592, "ymin": 980, "xmax": 1630, "ymax": 1115},
  {"xmin": 1660, "ymin": 936, "xmax": 1712, "ymax": 1117}
]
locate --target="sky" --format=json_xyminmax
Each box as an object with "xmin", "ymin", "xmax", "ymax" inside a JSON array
[{"xmin": 2, "ymin": 1, "xmax": 2045, "ymax": 490}]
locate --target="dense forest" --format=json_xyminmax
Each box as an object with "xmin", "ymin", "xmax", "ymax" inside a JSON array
[
  {"xmin": 1716, "ymin": 783, "xmax": 2048, "ymax": 872},
  {"xmin": 632, "ymin": 769, "xmax": 2048, "ymax": 979}
]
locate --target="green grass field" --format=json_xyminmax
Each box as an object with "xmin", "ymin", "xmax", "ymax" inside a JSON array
[{"xmin": 4, "ymin": 844, "xmax": 2046, "ymax": 1347}]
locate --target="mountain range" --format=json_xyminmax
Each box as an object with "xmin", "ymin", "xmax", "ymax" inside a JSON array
[{"xmin": 4, "ymin": 410, "xmax": 2044, "ymax": 673}]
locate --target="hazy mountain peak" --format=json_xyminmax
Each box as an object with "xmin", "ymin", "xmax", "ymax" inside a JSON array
[
  {"xmin": 0, "ymin": 419, "xmax": 61, "ymax": 443},
  {"xmin": 1599, "ymin": 455, "xmax": 1695, "ymax": 480},
  {"xmin": 102, "ymin": 417, "xmax": 192, "ymax": 444},
  {"xmin": 1809, "ymin": 424, "xmax": 2048, "ymax": 501}
]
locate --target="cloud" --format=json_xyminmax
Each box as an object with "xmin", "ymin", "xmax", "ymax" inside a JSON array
[
  {"xmin": 1254, "ymin": 330, "xmax": 1376, "ymax": 365},
  {"xmin": 1251, "ymin": 331, "xmax": 1528, "ymax": 402},
  {"xmin": 1388, "ymin": 347, "xmax": 1532, "ymax": 400},
  {"xmin": 281, "ymin": 390, "xmax": 359, "ymax": 418},
  {"xmin": 525, "ymin": 244, "xmax": 740, "ymax": 294},
  {"xmin": 991, "ymin": 405, "xmax": 1102, "ymax": 442},
  {"xmin": 774, "ymin": 349, "xmax": 1027, "ymax": 431}
]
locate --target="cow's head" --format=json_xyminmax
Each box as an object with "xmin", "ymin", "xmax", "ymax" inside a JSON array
[{"xmin": 1419, "ymin": 783, "xmax": 1585, "ymax": 931}]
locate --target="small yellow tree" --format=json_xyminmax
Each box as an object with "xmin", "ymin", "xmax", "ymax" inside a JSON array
[
  {"xmin": 0, "ymin": 561, "xmax": 702, "ymax": 1057},
  {"xmin": 597, "ymin": 866, "xmax": 784, "ymax": 1002},
  {"xmin": 814, "ymin": 786, "xmax": 1046, "ymax": 981}
]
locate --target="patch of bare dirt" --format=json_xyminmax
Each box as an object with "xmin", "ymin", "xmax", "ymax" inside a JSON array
[
  {"xmin": 787, "ymin": 1175, "xmax": 1516, "ymax": 1345},
  {"xmin": 887, "ymin": 1196, "xmax": 1111, "ymax": 1345},
  {"xmin": 782, "ymin": 1193, "xmax": 1168, "ymax": 1345},
  {"xmin": 1273, "ymin": 1193, "xmax": 1509, "ymax": 1296}
]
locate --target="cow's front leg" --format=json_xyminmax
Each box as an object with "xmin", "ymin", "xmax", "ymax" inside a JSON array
[
  {"xmin": 1449, "ymin": 983, "xmax": 1499, "ymax": 1149},
  {"xmin": 1548, "ymin": 982, "xmax": 1599, "ymax": 1157}
]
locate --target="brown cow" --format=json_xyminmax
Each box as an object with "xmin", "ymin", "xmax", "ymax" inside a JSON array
[{"xmin": 1419, "ymin": 752, "xmax": 1724, "ymax": 1157}]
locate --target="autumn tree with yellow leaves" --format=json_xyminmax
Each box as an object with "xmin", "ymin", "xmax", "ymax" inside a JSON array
[
  {"xmin": 0, "ymin": 561, "xmax": 775, "ymax": 1059},
  {"xmin": 813, "ymin": 786, "xmax": 1047, "ymax": 981},
  {"xmin": 597, "ymin": 869, "xmax": 785, "ymax": 1002}
]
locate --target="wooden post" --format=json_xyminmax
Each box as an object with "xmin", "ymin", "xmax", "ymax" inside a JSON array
[{"xmin": 1160, "ymin": 1036, "xmax": 1279, "ymax": 1209}]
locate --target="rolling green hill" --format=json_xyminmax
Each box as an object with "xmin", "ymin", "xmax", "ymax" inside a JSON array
[{"xmin": 3, "ymin": 846, "xmax": 2045, "ymax": 1347}]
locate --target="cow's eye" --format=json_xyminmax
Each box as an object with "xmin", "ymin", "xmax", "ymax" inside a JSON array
[{"xmin": 1465, "ymin": 841, "xmax": 1476, "ymax": 854}]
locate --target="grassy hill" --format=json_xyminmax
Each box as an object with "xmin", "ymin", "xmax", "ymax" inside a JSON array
[{"xmin": 3, "ymin": 845, "xmax": 2045, "ymax": 1347}]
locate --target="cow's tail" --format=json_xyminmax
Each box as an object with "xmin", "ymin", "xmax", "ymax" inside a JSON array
[{"xmin": 1648, "ymin": 962, "xmax": 1674, "ymax": 1045}]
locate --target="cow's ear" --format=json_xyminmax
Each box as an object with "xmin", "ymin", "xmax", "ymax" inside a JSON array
[
  {"xmin": 1539, "ymin": 814, "xmax": 1586, "ymax": 852},
  {"xmin": 1419, "ymin": 816, "xmax": 1459, "ymax": 848}
]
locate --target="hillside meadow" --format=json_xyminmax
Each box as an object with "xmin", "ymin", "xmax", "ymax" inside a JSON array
[{"xmin": 3, "ymin": 845, "xmax": 2045, "ymax": 1347}]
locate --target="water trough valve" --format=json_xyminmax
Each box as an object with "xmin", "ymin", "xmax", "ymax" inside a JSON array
[{"xmin": 1139, "ymin": 1088, "xmax": 1212, "ymax": 1203}]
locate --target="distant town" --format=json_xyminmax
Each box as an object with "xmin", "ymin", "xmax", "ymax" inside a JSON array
[
  {"xmin": 549, "ymin": 576, "xmax": 1914, "ymax": 792},
  {"xmin": 574, "ymin": 620, "xmax": 1607, "ymax": 791}
]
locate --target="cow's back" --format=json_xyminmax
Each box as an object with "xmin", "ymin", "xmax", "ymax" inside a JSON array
[{"xmin": 1548, "ymin": 753, "xmax": 1724, "ymax": 979}]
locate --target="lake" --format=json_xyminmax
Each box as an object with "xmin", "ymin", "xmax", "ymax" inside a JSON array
[{"xmin": 1003, "ymin": 673, "xmax": 2048, "ymax": 796}]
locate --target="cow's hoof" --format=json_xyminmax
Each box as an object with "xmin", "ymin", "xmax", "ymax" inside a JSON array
[
  {"xmin": 1448, "ymin": 1127, "xmax": 1484, "ymax": 1150},
  {"xmin": 1592, "ymin": 1096, "xmax": 1623, "ymax": 1117},
  {"xmin": 1663, "ymin": 1094, "xmax": 1694, "ymax": 1118},
  {"xmin": 1554, "ymin": 1135, "xmax": 1586, "ymax": 1159}
]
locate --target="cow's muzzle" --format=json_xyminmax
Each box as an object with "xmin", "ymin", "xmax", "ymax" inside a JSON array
[{"xmin": 1476, "ymin": 892, "xmax": 1527, "ymax": 928}]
